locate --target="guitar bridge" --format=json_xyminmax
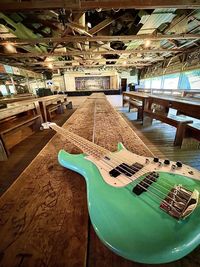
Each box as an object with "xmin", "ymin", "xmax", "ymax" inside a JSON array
[{"xmin": 160, "ymin": 185, "xmax": 199, "ymax": 220}]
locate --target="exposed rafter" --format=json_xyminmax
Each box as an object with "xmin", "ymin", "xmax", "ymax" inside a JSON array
[
  {"xmin": 0, "ymin": 0, "xmax": 199, "ymax": 11},
  {"xmin": 0, "ymin": 48, "xmax": 185, "ymax": 58},
  {"xmin": 33, "ymin": 63, "xmax": 151, "ymax": 70},
  {"xmin": 88, "ymin": 18, "xmax": 115, "ymax": 35},
  {"xmin": 1, "ymin": 34, "xmax": 200, "ymax": 45},
  {"xmin": 12, "ymin": 57, "xmax": 163, "ymax": 66},
  {"xmin": 0, "ymin": 5, "xmax": 199, "ymax": 73}
]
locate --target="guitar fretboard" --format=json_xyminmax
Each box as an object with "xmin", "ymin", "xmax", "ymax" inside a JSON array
[{"xmin": 50, "ymin": 124, "xmax": 108, "ymax": 158}]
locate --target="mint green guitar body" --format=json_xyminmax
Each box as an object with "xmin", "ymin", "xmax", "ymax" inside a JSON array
[{"xmin": 58, "ymin": 145, "xmax": 200, "ymax": 264}]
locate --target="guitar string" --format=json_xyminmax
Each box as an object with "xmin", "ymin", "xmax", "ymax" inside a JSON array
[
  {"xmin": 106, "ymin": 152, "xmax": 176, "ymax": 190},
  {"xmin": 83, "ymin": 104, "xmax": 182, "ymax": 189},
  {"xmin": 57, "ymin": 124, "xmax": 186, "ymax": 202},
  {"xmin": 100, "ymin": 152, "xmax": 188, "ymax": 203},
  {"xmin": 91, "ymin": 100, "xmax": 134, "ymax": 186},
  {"xmin": 51, "ymin": 123, "xmax": 188, "ymax": 203},
  {"xmin": 76, "ymin": 133, "xmax": 187, "ymax": 198},
  {"xmin": 52, "ymin": 125, "xmax": 188, "ymax": 214},
  {"xmin": 89, "ymin": 101, "xmax": 147, "ymax": 188},
  {"xmin": 51, "ymin": 124, "xmax": 187, "ymax": 204},
  {"xmin": 51, "ymin": 125, "xmax": 184, "ymax": 206},
  {"xmin": 99, "ymin": 155, "xmax": 186, "ymax": 201},
  {"xmin": 57, "ymin": 127, "xmax": 183, "ymax": 213},
  {"xmin": 59, "ymin": 123, "xmax": 178, "ymax": 191},
  {"xmin": 97, "ymin": 157, "xmax": 184, "ymax": 204},
  {"xmin": 89, "ymin": 100, "xmax": 176, "ymax": 202}
]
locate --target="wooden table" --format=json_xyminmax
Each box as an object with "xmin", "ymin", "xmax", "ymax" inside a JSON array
[
  {"xmin": 0, "ymin": 93, "xmax": 199, "ymax": 267},
  {"xmin": 0, "ymin": 100, "xmax": 42, "ymax": 160},
  {"xmin": 147, "ymin": 95, "xmax": 200, "ymax": 119},
  {"xmin": 0, "ymin": 93, "xmax": 151, "ymax": 266},
  {"xmin": 183, "ymin": 90, "xmax": 200, "ymax": 98},
  {"xmin": 0, "ymin": 100, "xmax": 40, "ymax": 121},
  {"xmin": 123, "ymin": 92, "xmax": 149, "ymax": 119},
  {"xmin": 144, "ymin": 95, "xmax": 200, "ymax": 146},
  {"xmin": 138, "ymin": 88, "xmax": 185, "ymax": 97},
  {"xmin": 38, "ymin": 95, "xmax": 67, "ymax": 122},
  {"xmin": 0, "ymin": 94, "xmax": 36, "ymax": 104}
]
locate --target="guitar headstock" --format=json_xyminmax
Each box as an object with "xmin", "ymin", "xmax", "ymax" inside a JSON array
[{"xmin": 41, "ymin": 122, "xmax": 57, "ymax": 129}]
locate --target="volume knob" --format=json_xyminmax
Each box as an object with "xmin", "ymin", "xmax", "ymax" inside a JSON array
[
  {"xmin": 164, "ymin": 159, "xmax": 170, "ymax": 165},
  {"xmin": 153, "ymin": 157, "xmax": 159, "ymax": 163},
  {"xmin": 176, "ymin": 161, "xmax": 183, "ymax": 168}
]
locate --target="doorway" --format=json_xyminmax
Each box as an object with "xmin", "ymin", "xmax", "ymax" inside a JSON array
[{"xmin": 121, "ymin": 78, "xmax": 127, "ymax": 92}]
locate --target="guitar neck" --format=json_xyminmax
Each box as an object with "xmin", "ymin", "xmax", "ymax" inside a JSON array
[{"xmin": 50, "ymin": 123, "xmax": 108, "ymax": 158}]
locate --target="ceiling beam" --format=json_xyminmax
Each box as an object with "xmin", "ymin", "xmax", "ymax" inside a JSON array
[
  {"xmin": 33, "ymin": 63, "xmax": 151, "ymax": 70},
  {"xmin": 88, "ymin": 18, "xmax": 115, "ymax": 35},
  {"xmin": 0, "ymin": 48, "xmax": 185, "ymax": 58},
  {"xmin": 0, "ymin": 0, "xmax": 199, "ymax": 10},
  {"xmin": 21, "ymin": 57, "xmax": 163, "ymax": 66},
  {"xmin": 66, "ymin": 22, "xmax": 93, "ymax": 37},
  {"xmin": 2, "ymin": 34, "xmax": 200, "ymax": 45}
]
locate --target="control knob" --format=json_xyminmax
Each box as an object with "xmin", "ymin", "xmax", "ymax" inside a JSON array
[
  {"xmin": 153, "ymin": 157, "xmax": 159, "ymax": 163},
  {"xmin": 164, "ymin": 159, "xmax": 170, "ymax": 165},
  {"xmin": 176, "ymin": 161, "xmax": 183, "ymax": 168}
]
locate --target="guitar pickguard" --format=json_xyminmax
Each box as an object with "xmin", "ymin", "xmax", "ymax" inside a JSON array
[{"xmin": 85, "ymin": 147, "xmax": 200, "ymax": 188}]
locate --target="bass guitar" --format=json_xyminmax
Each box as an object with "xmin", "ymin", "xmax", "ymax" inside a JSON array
[{"xmin": 42, "ymin": 122, "xmax": 200, "ymax": 264}]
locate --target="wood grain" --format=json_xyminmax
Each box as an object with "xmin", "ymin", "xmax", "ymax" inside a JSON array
[
  {"xmin": 0, "ymin": 101, "xmax": 39, "ymax": 120},
  {"xmin": 1, "ymin": 93, "xmax": 199, "ymax": 267}
]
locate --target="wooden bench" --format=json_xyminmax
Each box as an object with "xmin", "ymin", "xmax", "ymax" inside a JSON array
[
  {"xmin": 144, "ymin": 109, "xmax": 193, "ymax": 146},
  {"xmin": 129, "ymin": 99, "xmax": 143, "ymax": 119},
  {"xmin": 46, "ymin": 103, "xmax": 63, "ymax": 121},
  {"xmin": 0, "ymin": 101, "xmax": 42, "ymax": 160},
  {"xmin": 123, "ymin": 97, "xmax": 143, "ymax": 119},
  {"xmin": 143, "ymin": 96, "xmax": 200, "ymax": 146},
  {"xmin": 123, "ymin": 92, "xmax": 149, "ymax": 121},
  {"xmin": 0, "ymin": 114, "xmax": 41, "ymax": 156},
  {"xmin": 46, "ymin": 100, "xmax": 73, "ymax": 121},
  {"xmin": 186, "ymin": 122, "xmax": 200, "ymax": 142},
  {"xmin": 38, "ymin": 95, "xmax": 68, "ymax": 122}
]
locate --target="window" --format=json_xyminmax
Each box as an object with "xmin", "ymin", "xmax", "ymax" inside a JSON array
[
  {"xmin": 140, "ymin": 69, "xmax": 200, "ymax": 90},
  {"xmin": 151, "ymin": 77, "xmax": 162, "ymax": 89},
  {"xmin": 0, "ymin": 85, "xmax": 8, "ymax": 95},
  {"xmin": 163, "ymin": 73, "xmax": 179, "ymax": 89},
  {"xmin": 9, "ymin": 85, "xmax": 15, "ymax": 94},
  {"xmin": 144, "ymin": 79, "xmax": 151, "ymax": 88},
  {"xmin": 184, "ymin": 70, "xmax": 200, "ymax": 89}
]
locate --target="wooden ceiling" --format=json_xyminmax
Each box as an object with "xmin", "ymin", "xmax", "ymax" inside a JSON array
[
  {"xmin": 0, "ymin": 0, "xmax": 200, "ymax": 10},
  {"xmin": 0, "ymin": 1, "xmax": 199, "ymax": 74}
]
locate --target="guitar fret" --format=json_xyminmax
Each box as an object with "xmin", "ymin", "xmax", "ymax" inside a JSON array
[{"xmin": 51, "ymin": 124, "xmax": 107, "ymax": 158}]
